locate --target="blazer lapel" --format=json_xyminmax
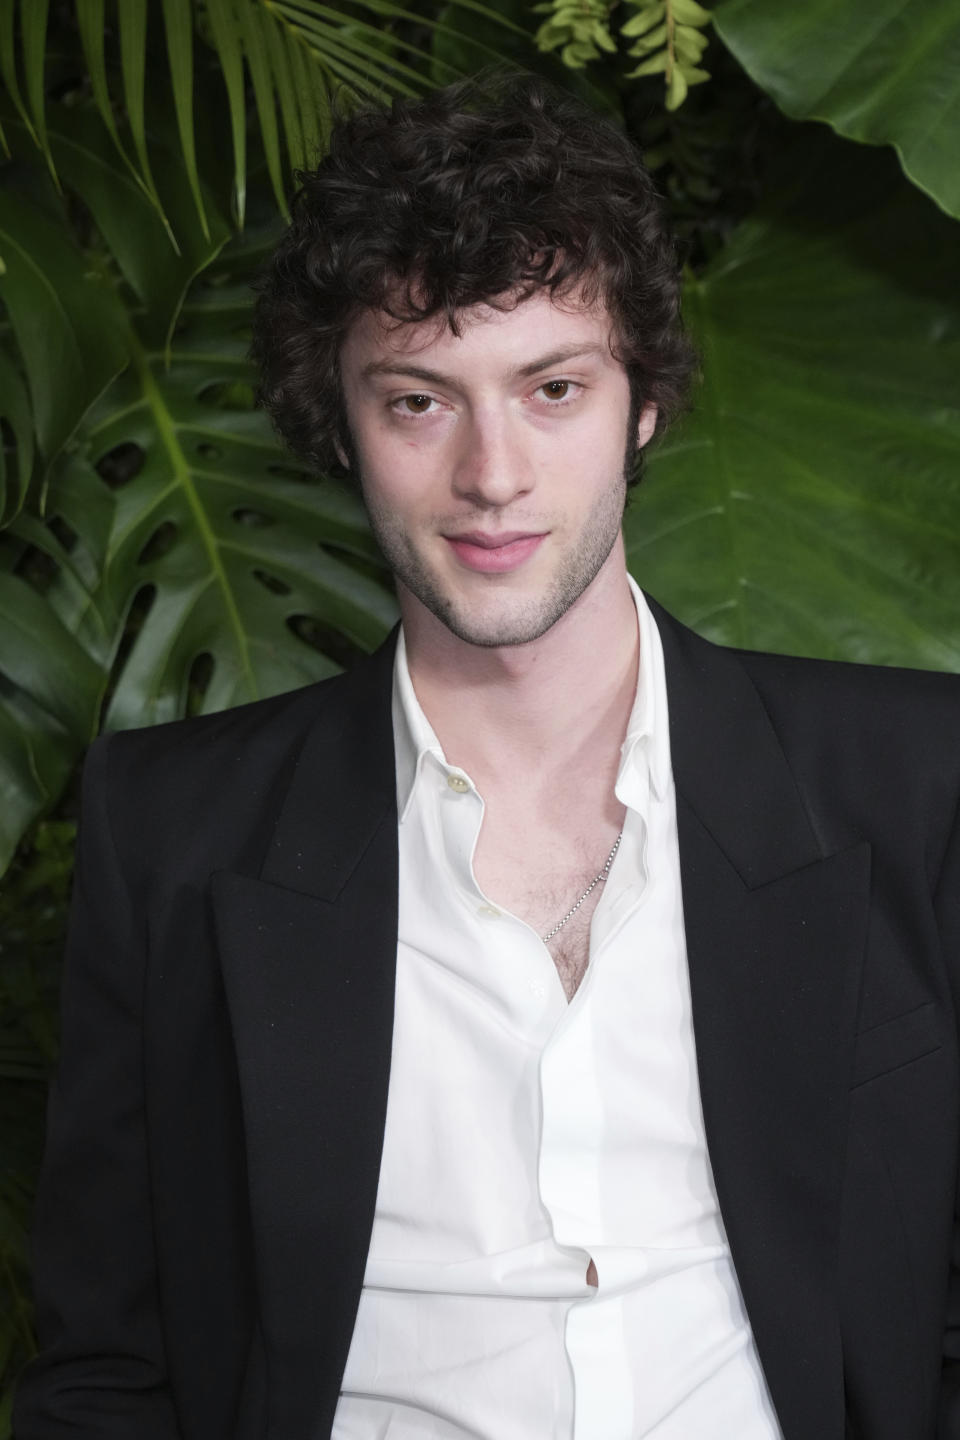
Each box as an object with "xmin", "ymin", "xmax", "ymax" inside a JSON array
[
  {"xmin": 211, "ymin": 632, "xmax": 400, "ymax": 1440},
  {"xmin": 650, "ymin": 598, "xmax": 871, "ymax": 1440}
]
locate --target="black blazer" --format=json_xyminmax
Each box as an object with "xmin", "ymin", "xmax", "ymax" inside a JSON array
[{"xmin": 13, "ymin": 597, "xmax": 960, "ymax": 1440}]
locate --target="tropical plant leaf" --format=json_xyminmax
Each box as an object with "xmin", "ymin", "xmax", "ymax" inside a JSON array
[
  {"xmin": 237, "ymin": 0, "xmax": 288, "ymax": 215},
  {"xmin": 75, "ymin": 0, "xmax": 134, "ymax": 177},
  {"xmin": 0, "ymin": 347, "xmax": 33, "ymax": 526},
  {"xmin": 206, "ymin": 0, "xmax": 249, "ymax": 225},
  {"xmin": 0, "ymin": 186, "xmax": 128, "ymax": 466},
  {"xmin": 118, "ymin": 0, "xmax": 171, "ymax": 235},
  {"xmin": 265, "ymin": 17, "xmax": 307, "ymax": 177},
  {"xmin": 626, "ymin": 131, "xmax": 960, "ymax": 670},
  {"xmin": 431, "ymin": 0, "xmax": 542, "ymax": 80},
  {"xmin": 38, "ymin": 236, "xmax": 397, "ymax": 734},
  {"xmin": 0, "ymin": 564, "xmax": 104, "ymax": 873},
  {"xmin": 161, "ymin": 0, "xmax": 210, "ymax": 238},
  {"xmin": 0, "ymin": 94, "xmax": 228, "ymax": 494},
  {"xmin": 41, "ymin": 103, "xmax": 231, "ymax": 347},
  {"xmin": 19, "ymin": 0, "xmax": 54, "ymax": 186},
  {"xmin": 0, "ymin": 0, "xmax": 35, "ymax": 147},
  {"xmin": 0, "ymin": 573, "xmax": 103, "ymax": 740},
  {"xmin": 3, "ymin": 0, "xmax": 524, "ymax": 240},
  {"xmin": 432, "ymin": 0, "xmax": 617, "ymax": 114},
  {"xmin": 287, "ymin": 17, "xmax": 331, "ymax": 164},
  {"xmin": 0, "ymin": 702, "xmax": 76, "ymax": 877},
  {"xmin": 0, "ymin": 223, "xmax": 398, "ymax": 861},
  {"xmin": 712, "ymin": 0, "xmax": 960, "ymax": 220}
]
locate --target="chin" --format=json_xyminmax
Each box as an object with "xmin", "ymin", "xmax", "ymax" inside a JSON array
[{"xmin": 422, "ymin": 590, "xmax": 572, "ymax": 649}]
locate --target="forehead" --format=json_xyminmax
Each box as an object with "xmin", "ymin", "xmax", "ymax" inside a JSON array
[{"xmin": 339, "ymin": 286, "xmax": 621, "ymax": 379}]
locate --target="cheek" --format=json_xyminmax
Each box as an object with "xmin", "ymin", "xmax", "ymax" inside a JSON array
[
  {"xmin": 360, "ymin": 456, "xmax": 437, "ymax": 524},
  {"xmin": 547, "ymin": 412, "xmax": 626, "ymax": 474}
]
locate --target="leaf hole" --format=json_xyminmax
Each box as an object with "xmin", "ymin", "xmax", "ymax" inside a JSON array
[
  {"xmin": 232, "ymin": 507, "xmax": 275, "ymax": 528},
  {"xmin": 197, "ymin": 380, "xmax": 255, "ymax": 411},
  {"xmin": 196, "ymin": 442, "xmax": 221, "ymax": 461},
  {"xmin": 186, "ymin": 652, "xmax": 214, "ymax": 718},
  {"xmin": 112, "ymin": 584, "xmax": 156, "ymax": 671},
  {"xmin": 286, "ymin": 615, "xmax": 366, "ymax": 670},
  {"xmin": 95, "ymin": 441, "xmax": 145, "ymax": 489},
  {"xmin": 47, "ymin": 515, "xmax": 79, "ymax": 554},
  {"xmin": 253, "ymin": 569, "xmax": 291, "ymax": 597},
  {"xmin": 137, "ymin": 521, "xmax": 179, "ymax": 566},
  {"xmin": 96, "ymin": 584, "xmax": 156, "ymax": 731},
  {"xmin": 12, "ymin": 534, "xmax": 57, "ymax": 593},
  {"xmin": 0, "ymin": 417, "xmax": 23, "ymax": 493}
]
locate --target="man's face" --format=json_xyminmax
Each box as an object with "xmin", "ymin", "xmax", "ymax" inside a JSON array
[{"xmin": 338, "ymin": 287, "xmax": 657, "ymax": 648}]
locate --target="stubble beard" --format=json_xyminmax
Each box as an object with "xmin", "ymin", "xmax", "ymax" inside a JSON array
[
  {"xmin": 365, "ymin": 477, "xmax": 633, "ymax": 652},
  {"xmin": 365, "ymin": 482, "xmax": 623, "ymax": 647}
]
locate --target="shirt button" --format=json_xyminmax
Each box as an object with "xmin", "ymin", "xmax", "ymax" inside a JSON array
[
  {"xmin": 477, "ymin": 905, "xmax": 500, "ymax": 918},
  {"xmin": 446, "ymin": 774, "xmax": 470, "ymax": 793}
]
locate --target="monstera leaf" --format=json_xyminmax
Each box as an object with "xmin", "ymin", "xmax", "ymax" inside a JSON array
[
  {"xmin": 0, "ymin": 242, "xmax": 396, "ymax": 868},
  {"xmin": 43, "ymin": 243, "xmax": 397, "ymax": 734},
  {"xmin": 712, "ymin": 0, "xmax": 960, "ymax": 220},
  {"xmin": 627, "ymin": 130, "xmax": 960, "ymax": 670}
]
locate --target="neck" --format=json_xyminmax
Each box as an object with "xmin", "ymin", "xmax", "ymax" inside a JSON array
[{"xmin": 401, "ymin": 540, "xmax": 639, "ymax": 782}]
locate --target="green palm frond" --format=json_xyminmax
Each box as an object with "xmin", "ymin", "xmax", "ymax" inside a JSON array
[{"xmin": 0, "ymin": 0, "xmax": 529, "ymax": 238}]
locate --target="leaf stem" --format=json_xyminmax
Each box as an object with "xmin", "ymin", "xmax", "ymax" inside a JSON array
[{"xmin": 127, "ymin": 335, "xmax": 258, "ymax": 699}]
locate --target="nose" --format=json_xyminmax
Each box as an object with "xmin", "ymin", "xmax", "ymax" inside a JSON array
[{"xmin": 450, "ymin": 411, "xmax": 533, "ymax": 508}]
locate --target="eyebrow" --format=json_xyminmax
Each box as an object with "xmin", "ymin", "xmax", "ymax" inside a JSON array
[{"xmin": 359, "ymin": 343, "xmax": 608, "ymax": 387}]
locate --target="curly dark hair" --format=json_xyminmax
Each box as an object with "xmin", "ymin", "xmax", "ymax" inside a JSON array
[{"xmin": 252, "ymin": 71, "xmax": 696, "ymax": 485}]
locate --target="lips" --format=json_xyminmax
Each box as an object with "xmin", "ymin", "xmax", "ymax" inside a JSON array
[
  {"xmin": 446, "ymin": 529, "xmax": 546, "ymax": 573},
  {"xmin": 443, "ymin": 530, "xmax": 547, "ymax": 574}
]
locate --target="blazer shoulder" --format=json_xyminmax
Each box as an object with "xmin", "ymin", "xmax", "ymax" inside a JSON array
[
  {"xmin": 86, "ymin": 635, "xmax": 398, "ymax": 888},
  {"xmin": 648, "ymin": 592, "xmax": 960, "ymax": 752},
  {"xmin": 651, "ymin": 596, "xmax": 960, "ymax": 850},
  {"xmin": 731, "ymin": 645, "xmax": 960, "ymax": 854},
  {"xmin": 735, "ymin": 644, "xmax": 960, "ymax": 744},
  {"xmin": 102, "ymin": 671, "xmax": 335, "ymax": 799}
]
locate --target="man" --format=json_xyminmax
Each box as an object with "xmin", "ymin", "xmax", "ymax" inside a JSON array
[{"xmin": 14, "ymin": 74, "xmax": 960, "ymax": 1440}]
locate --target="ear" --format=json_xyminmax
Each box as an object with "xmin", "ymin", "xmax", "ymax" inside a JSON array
[
  {"xmin": 637, "ymin": 402, "xmax": 658, "ymax": 449},
  {"xmin": 333, "ymin": 436, "xmax": 350, "ymax": 470}
]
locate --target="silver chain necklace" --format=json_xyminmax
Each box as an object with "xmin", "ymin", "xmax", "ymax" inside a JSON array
[{"xmin": 542, "ymin": 832, "xmax": 623, "ymax": 943}]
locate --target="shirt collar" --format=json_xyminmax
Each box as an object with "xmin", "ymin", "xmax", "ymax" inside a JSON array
[
  {"xmin": 392, "ymin": 626, "xmax": 447, "ymax": 824},
  {"xmin": 621, "ymin": 574, "xmax": 671, "ymax": 806},
  {"xmin": 392, "ymin": 575, "xmax": 672, "ymax": 822}
]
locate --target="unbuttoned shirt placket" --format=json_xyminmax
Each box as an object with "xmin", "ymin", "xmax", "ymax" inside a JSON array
[{"xmin": 332, "ymin": 585, "xmax": 783, "ymax": 1440}]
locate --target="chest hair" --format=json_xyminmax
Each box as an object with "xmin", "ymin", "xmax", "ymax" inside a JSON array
[{"xmin": 476, "ymin": 851, "xmax": 610, "ymax": 1001}]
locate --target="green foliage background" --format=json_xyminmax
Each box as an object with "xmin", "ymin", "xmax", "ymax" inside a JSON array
[{"xmin": 0, "ymin": 0, "xmax": 958, "ymax": 1422}]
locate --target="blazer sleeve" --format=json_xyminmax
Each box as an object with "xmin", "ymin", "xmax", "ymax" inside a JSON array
[
  {"xmin": 938, "ymin": 791, "xmax": 960, "ymax": 1438},
  {"xmin": 13, "ymin": 736, "xmax": 181, "ymax": 1438}
]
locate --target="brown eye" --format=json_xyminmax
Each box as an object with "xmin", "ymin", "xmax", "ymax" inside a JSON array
[
  {"xmin": 542, "ymin": 380, "xmax": 570, "ymax": 400},
  {"xmin": 403, "ymin": 394, "xmax": 433, "ymax": 413}
]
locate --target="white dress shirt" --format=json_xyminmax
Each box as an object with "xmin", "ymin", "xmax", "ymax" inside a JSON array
[{"xmin": 331, "ymin": 579, "xmax": 783, "ymax": 1439}]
